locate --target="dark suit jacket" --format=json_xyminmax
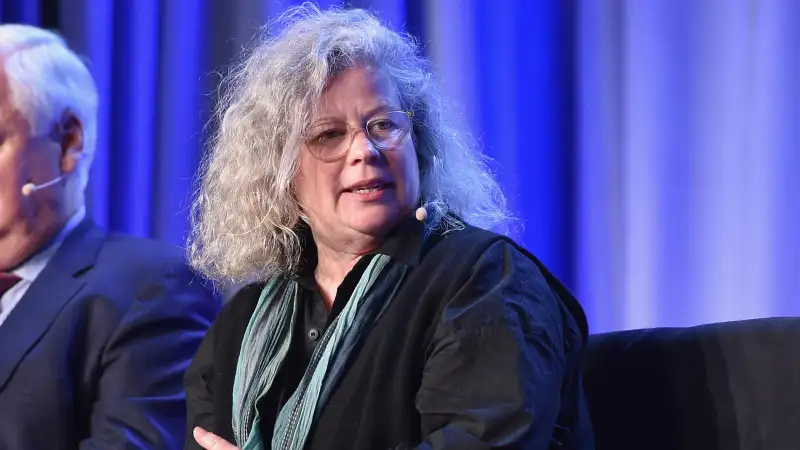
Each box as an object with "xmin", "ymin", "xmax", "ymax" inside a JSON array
[{"xmin": 0, "ymin": 218, "xmax": 220, "ymax": 450}]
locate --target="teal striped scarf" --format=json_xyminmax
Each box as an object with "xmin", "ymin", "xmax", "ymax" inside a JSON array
[{"xmin": 232, "ymin": 253, "xmax": 407, "ymax": 450}]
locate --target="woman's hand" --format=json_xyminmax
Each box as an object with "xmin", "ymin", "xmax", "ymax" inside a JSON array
[{"xmin": 193, "ymin": 427, "xmax": 240, "ymax": 450}]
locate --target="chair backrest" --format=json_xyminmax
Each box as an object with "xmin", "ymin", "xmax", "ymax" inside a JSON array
[{"xmin": 582, "ymin": 317, "xmax": 800, "ymax": 450}]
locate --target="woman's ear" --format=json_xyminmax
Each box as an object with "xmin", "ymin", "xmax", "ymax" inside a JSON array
[{"xmin": 58, "ymin": 112, "xmax": 84, "ymax": 174}]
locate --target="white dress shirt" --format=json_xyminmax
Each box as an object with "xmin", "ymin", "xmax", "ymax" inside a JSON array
[{"xmin": 0, "ymin": 207, "xmax": 86, "ymax": 326}]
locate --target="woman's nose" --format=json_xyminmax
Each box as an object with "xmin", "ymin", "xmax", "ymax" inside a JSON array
[{"xmin": 346, "ymin": 130, "xmax": 380, "ymax": 163}]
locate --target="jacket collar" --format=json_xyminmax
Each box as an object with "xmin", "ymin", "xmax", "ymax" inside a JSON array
[
  {"xmin": 295, "ymin": 213, "xmax": 426, "ymax": 288},
  {"xmin": 0, "ymin": 217, "xmax": 104, "ymax": 391}
]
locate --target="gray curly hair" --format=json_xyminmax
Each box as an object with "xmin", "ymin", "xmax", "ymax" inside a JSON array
[{"xmin": 188, "ymin": 3, "xmax": 512, "ymax": 286}]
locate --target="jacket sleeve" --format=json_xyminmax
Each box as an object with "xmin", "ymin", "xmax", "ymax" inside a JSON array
[
  {"xmin": 77, "ymin": 261, "xmax": 220, "ymax": 450},
  {"xmin": 183, "ymin": 311, "xmax": 219, "ymax": 450},
  {"xmin": 413, "ymin": 240, "xmax": 567, "ymax": 450}
]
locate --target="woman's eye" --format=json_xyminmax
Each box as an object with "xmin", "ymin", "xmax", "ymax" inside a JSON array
[
  {"xmin": 312, "ymin": 129, "xmax": 345, "ymax": 143},
  {"xmin": 371, "ymin": 120, "xmax": 397, "ymax": 132}
]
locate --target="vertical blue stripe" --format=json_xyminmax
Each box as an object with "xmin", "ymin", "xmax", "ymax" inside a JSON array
[
  {"xmin": 575, "ymin": 0, "xmax": 627, "ymax": 332},
  {"xmin": 1, "ymin": 0, "xmax": 40, "ymax": 24},
  {"xmin": 513, "ymin": 1, "xmax": 572, "ymax": 282},
  {"xmin": 109, "ymin": 0, "xmax": 158, "ymax": 237},
  {"xmin": 66, "ymin": 0, "xmax": 114, "ymax": 229},
  {"xmin": 475, "ymin": 0, "xmax": 517, "ymax": 212},
  {"xmin": 155, "ymin": 0, "xmax": 206, "ymax": 244}
]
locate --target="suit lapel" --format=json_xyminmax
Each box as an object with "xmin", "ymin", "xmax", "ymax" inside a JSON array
[{"xmin": 0, "ymin": 218, "xmax": 105, "ymax": 391}]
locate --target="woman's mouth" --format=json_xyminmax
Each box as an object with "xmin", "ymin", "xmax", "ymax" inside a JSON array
[
  {"xmin": 347, "ymin": 182, "xmax": 390, "ymax": 194},
  {"xmin": 343, "ymin": 182, "xmax": 394, "ymax": 200}
]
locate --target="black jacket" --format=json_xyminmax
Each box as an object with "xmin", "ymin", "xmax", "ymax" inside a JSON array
[{"xmin": 184, "ymin": 218, "xmax": 594, "ymax": 449}]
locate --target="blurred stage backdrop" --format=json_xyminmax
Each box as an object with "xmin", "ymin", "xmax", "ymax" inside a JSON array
[{"xmin": 2, "ymin": 0, "xmax": 798, "ymax": 333}]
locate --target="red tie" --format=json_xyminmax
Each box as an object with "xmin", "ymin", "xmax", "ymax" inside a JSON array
[{"xmin": 0, "ymin": 273, "xmax": 21, "ymax": 297}]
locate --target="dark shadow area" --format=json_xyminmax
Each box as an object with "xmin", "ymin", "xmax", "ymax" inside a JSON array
[{"xmin": 583, "ymin": 317, "xmax": 800, "ymax": 450}]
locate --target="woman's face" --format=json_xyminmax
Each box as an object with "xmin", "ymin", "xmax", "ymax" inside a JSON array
[{"xmin": 294, "ymin": 65, "xmax": 420, "ymax": 253}]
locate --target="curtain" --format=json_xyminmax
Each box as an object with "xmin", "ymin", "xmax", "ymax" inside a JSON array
[
  {"xmin": 577, "ymin": 0, "xmax": 800, "ymax": 331},
  {"xmin": 2, "ymin": 0, "xmax": 797, "ymax": 333}
]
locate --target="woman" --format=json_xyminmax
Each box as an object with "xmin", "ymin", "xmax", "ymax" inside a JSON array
[{"xmin": 185, "ymin": 5, "xmax": 594, "ymax": 450}]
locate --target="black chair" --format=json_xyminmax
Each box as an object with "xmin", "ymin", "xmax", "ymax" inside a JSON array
[{"xmin": 583, "ymin": 317, "xmax": 800, "ymax": 450}]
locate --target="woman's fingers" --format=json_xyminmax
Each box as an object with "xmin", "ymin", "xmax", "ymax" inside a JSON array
[{"xmin": 193, "ymin": 427, "xmax": 240, "ymax": 450}]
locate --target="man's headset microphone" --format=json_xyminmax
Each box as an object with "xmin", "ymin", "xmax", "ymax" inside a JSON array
[
  {"xmin": 21, "ymin": 175, "xmax": 64, "ymax": 196},
  {"xmin": 21, "ymin": 149, "xmax": 82, "ymax": 196},
  {"xmin": 21, "ymin": 121, "xmax": 83, "ymax": 197}
]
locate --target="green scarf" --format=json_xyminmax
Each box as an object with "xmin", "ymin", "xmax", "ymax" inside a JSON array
[{"xmin": 232, "ymin": 253, "xmax": 408, "ymax": 450}]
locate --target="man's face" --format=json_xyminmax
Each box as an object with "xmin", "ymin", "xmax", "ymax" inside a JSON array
[{"xmin": 0, "ymin": 65, "xmax": 81, "ymax": 270}]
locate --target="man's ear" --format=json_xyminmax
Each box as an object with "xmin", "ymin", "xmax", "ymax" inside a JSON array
[{"xmin": 58, "ymin": 111, "xmax": 84, "ymax": 174}]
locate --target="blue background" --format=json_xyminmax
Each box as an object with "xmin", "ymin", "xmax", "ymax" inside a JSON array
[{"xmin": 3, "ymin": 0, "xmax": 798, "ymax": 332}]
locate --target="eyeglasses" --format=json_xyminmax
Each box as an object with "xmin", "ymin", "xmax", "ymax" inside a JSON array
[{"xmin": 303, "ymin": 110, "xmax": 413, "ymax": 162}]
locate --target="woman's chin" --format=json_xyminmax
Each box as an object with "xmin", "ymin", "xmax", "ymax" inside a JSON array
[{"xmin": 343, "ymin": 208, "xmax": 402, "ymax": 236}]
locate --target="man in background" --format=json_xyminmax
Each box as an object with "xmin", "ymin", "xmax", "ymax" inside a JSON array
[{"xmin": 0, "ymin": 24, "xmax": 219, "ymax": 449}]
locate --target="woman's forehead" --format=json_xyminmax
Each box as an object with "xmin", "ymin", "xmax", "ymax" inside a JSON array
[{"xmin": 313, "ymin": 66, "xmax": 400, "ymax": 118}]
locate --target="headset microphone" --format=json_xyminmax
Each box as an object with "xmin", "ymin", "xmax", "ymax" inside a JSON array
[
  {"xmin": 415, "ymin": 205, "xmax": 428, "ymax": 222},
  {"xmin": 21, "ymin": 176, "xmax": 63, "ymax": 196}
]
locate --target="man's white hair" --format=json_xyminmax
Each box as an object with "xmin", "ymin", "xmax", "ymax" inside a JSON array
[{"xmin": 0, "ymin": 24, "xmax": 98, "ymax": 195}]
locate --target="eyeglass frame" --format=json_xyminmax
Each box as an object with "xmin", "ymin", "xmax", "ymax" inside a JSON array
[{"xmin": 301, "ymin": 110, "xmax": 415, "ymax": 162}]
